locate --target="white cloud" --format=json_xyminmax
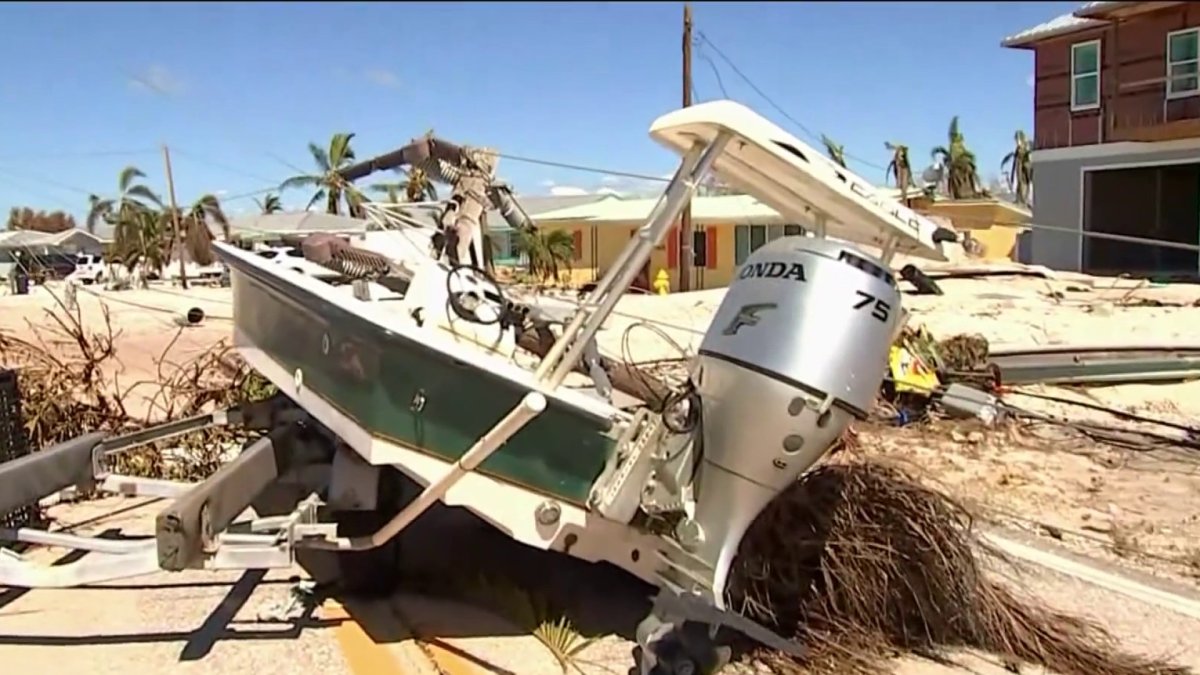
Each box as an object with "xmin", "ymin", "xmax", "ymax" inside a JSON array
[
  {"xmin": 549, "ymin": 186, "xmax": 590, "ymax": 197},
  {"xmin": 1026, "ymin": 73, "xmax": 1035, "ymax": 88},
  {"xmin": 214, "ymin": 189, "xmax": 229, "ymax": 197},
  {"xmin": 595, "ymin": 187, "xmax": 624, "ymax": 196},
  {"xmin": 539, "ymin": 179, "xmax": 557, "ymax": 187},
  {"xmin": 599, "ymin": 175, "xmax": 621, "ymax": 185},
  {"xmin": 364, "ymin": 68, "xmax": 401, "ymax": 90},
  {"xmin": 128, "ymin": 65, "xmax": 185, "ymax": 95}
]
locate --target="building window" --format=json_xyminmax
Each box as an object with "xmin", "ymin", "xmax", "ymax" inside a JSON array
[
  {"xmin": 734, "ymin": 224, "xmax": 805, "ymax": 265},
  {"xmin": 491, "ymin": 230, "xmax": 522, "ymax": 265},
  {"xmin": 1168, "ymin": 29, "xmax": 1200, "ymax": 99},
  {"xmin": 692, "ymin": 230, "xmax": 707, "ymax": 267},
  {"xmin": 1070, "ymin": 40, "xmax": 1101, "ymax": 111}
]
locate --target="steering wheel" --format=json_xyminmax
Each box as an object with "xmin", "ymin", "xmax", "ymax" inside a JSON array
[{"xmin": 445, "ymin": 263, "xmax": 507, "ymax": 326}]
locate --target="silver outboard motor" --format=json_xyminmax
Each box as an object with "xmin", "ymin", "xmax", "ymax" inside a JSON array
[{"xmin": 690, "ymin": 235, "xmax": 901, "ymax": 603}]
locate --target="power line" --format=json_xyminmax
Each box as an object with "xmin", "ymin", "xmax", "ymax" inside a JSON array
[
  {"xmin": 493, "ymin": 153, "xmax": 670, "ymax": 184},
  {"xmin": 0, "ymin": 148, "xmax": 158, "ymax": 162},
  {"xmin": 0, "ymin": 123, "xmax": 1194, "ymax": 257},
  {"xmin": 694, "ymin": 31, "xmax": 890, "ymax": 174},
  {"xmin": 0, "ymin": 172, "xmax": 80, "ymax": 211},
  {"xmin": 170, "ymin": 147, "xmax": 284, "ymax": 187},
  {"xmin": 694, "ymin": 39, "xmax": 730, "ymax": 100},
  {"xmin": 0, "ymin": 165, "xmax": 94, "ymax": 197}
]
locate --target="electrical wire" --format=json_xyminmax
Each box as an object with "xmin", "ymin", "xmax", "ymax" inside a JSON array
[
  {"xmin": 1004, "ymin": 389, "xmax": 1200, "ymax": 437},
  {"xmin": 0, "ymin": 148, "xmax": 158, "ymax": 162},
  {"xmin": 694, "ymin": 38, "xmax": 730, "ymax": 100},
  {"xmin": 694, "ymin": 30, "xmax": 890, "ymax": 174},
  {"xmin": 170, "ymin": 147, "xmax": 285, "ymax": 187}
]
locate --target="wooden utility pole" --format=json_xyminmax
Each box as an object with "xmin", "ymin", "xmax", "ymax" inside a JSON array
[
  {"xmin": 679, "ymin": 2, "xmax": 694, "ymax": 292},
  {"xmin": 161, "ymin": 144, "xmax": 187, "ymax": 289}
]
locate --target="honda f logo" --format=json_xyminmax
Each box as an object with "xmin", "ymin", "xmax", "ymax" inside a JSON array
[{"xmin": 723, "ymin": 302, "xmax": 777, "ymax": 335}]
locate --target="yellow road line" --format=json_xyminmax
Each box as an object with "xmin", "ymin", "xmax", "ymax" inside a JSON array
[
  {"xmin": 325, "ymin": 597, "xmax": 488, "ymax": 675},
  {"xmin": 325, "ymin": 600, "xmax": 411, "ymax": 675}
]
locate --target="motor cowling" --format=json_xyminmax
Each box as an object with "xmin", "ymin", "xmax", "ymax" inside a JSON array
[{"xmin": 687, "ymin": 236, "xmax": 901, "ymax": 602}]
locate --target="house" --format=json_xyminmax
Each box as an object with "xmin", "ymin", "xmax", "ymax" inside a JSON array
[
  {"xmin": 529, "ymin": 189, "xmax": 1030, "ymax": 291},
  {"xmin": 0, "ymin": 228, "xmax": 110, "ymax": 280},
  {"xmin": 533, "ymin": 193, "xmax": 804, "ymax": 290},
  {"xmin": 902, "ymin": 194, "xmax": 1032, "ymax": 263},
  {"xmin": 1003, "ymin": 1, "xmax": 1200, "ymax": 276},
  {"xmin": 487, "ymin": 194, "xmax": 616, "ymax": 264}
]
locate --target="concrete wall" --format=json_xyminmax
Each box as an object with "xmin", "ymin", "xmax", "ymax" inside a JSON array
[
  {"xmin": 1030, "ymin": 145, "xmax": 1200, "ymax": 271},
  {"xmin": 524, "ymin": 221, "xmax": 741, "ymax": 292}
]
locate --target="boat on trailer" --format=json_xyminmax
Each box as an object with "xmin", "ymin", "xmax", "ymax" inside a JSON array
[{"xmin": 0, "ymin": 100, "xmax": 954, "ymax": 674}]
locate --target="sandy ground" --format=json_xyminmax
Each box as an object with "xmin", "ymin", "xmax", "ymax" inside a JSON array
[
  {"xmin": 0, "ymin": 282, "xmax": 234, "ymax": 420},
  {"xmin": 4, "ymin": 268, "xmax": 1200, "ymax": 673}
]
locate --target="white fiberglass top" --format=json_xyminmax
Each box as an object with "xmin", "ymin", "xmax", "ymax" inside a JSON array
[{"xmin": 649, "ymin": 100, "xmax": 947, "ymax": 261}]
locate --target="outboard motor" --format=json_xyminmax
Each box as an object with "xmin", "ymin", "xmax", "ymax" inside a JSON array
[{"xmin": 689, "ymin": 236, "xmax": 901, "ymax": 601}]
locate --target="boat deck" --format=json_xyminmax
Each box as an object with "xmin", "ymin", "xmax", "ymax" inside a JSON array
[{"xmin": 216, "ymin": 242, "xmax": 629, "ymax": 505}]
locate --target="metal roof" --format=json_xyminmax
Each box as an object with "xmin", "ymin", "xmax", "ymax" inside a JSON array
[
  {"xmin": 0, "ymin": 228, "xmax": 109, "ymax": 250},
  {"xmin": 225, "ymin": 193, "xmax": 620, "ymax": 238},
  {"xmin": 1001, "ymin": 2, "xmax": 1114, "ymax": 49},
  {"xmin": 533, "ymin": 188, "xmax": 927, "ymax": 227}
]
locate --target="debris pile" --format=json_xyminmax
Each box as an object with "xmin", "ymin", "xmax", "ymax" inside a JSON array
[{"xmin": 731, "ymin": 458, "xmax": 1191, "ymax": 675}]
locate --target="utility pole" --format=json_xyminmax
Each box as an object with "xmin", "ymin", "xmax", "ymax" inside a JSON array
[
  {"xmin": 161, "ymin": 144, "xmax": 187, "ymax": 290},
  {"xmin": 679, "ymin": 2, "xmax": 694, "ymax": 292}
]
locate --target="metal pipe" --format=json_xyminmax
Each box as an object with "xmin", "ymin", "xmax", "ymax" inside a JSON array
[
  {"xmin": 545, "ymin": 133, "xmax": 731, "ymax": 387},
  {"xmin": 0, "ymin": 548, "xmax": 163, "ymax": 589},
  {"xmin": 301, "ymin": 391, "xmax": 547, "ymax": 552},
  {"xmin": 530, "ymin": 144, "xmax": 709, "ymax": 382},
  {"xmin": 0, "ymin": 528, "xmax": 154, "ymax": 555}
]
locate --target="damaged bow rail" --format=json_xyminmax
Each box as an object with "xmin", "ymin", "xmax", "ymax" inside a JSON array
[{"xmin": 0, "ymin": 100, "xmax": 955, "ymax": 673}]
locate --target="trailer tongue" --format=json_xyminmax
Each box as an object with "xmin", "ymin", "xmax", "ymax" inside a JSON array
[{"xmin": 0, "ymin": 100, "xmax": 954, "ymax": 674}]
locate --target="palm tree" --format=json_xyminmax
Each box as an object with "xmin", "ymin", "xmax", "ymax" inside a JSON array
[
  {"xmin": 87, "ymin": 166, "xmax": 163, "ymax": 235},
  {"xmin": 930, "ymin": 116, "xmax": 982, "ymax": 200},
  {"xmin": 369, "ymin": 168, "xmax": 439, "ymax": 204},
  {"xmin": 513, "ymin": 228, "xmax": 575, "ymax": 283},
  {"xmin": 401, "ymin": 167, "xmax": 438, "ymax": 202},
  {"xmin": 1001, "ymin": 130, "xmax": 1034, "ymax": 206},
  {"xmin": 111, "ymin": 204, "xmax": 167, "ymax": 274},
  {"xmin": 172, "ymin": 194, "xmax": 230, "ymax": 266},
  {"xmin": 820, "ymin": 134, "xmax": 848, "ymax": 168},
  {"xmin": 254, "ymin": 193, "xmax": 282, "ymax": 214},
  {"xmin": 369, "ymin": 182, "xmax": 404, "ymax": 204},
  {"xmin": 278, "ymin": 132, "xmax": 367, "ymax": 217},
  {"xmin": 885, "ymin": 142, "xmax": 914, "ymax": 202}
]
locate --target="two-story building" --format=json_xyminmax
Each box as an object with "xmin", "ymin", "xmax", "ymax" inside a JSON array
[{"xmin": 1004, "ymin": 1, "xmax": 1200, "ymax": 277}]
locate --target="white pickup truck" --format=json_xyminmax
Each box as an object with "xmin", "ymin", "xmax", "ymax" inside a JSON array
[{"xmin": 63, "ymin": 254, "xmax": 108, "ymax": 285}]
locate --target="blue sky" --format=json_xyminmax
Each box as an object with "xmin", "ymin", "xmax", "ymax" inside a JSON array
[{"xmin": 0, "ymin": 1, "xmax": 1074, "ymax": 223}]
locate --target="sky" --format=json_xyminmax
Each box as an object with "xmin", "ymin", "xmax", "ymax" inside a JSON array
[{"xmin": 0, "ymin": 1, "xmax": 1075, "ymax": 224}]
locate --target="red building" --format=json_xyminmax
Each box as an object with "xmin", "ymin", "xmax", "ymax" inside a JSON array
[{"xmin": 1004, "ymin": 1, "xmax": 1200, "ymax": 276}]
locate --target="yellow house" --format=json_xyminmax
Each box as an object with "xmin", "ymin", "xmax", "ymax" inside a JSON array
[
  {"xmin": 526, "ymin": 191, "xmax": 1033, "ymax": 292},
  {"xmin": 902, "ymin": 194, "xmax": 1032, "ymax": 262},
  {"xmin": 533, "ymin": 194, "xmax": 805, "ymax": 292}
]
